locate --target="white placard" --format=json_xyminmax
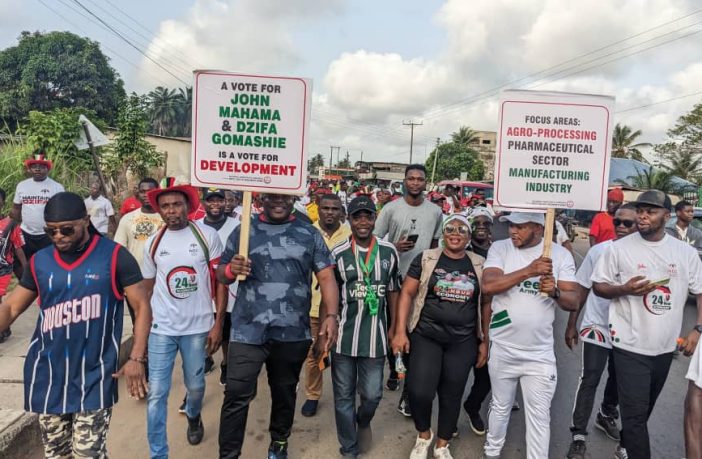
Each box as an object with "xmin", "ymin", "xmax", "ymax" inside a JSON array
[
  {"xmin": 191, "ymin": 70, "xmax": 311, "ymax": 194},
  {"xmin": 494, "ymin": 90, "xmax": 615, "ymax": 211}
]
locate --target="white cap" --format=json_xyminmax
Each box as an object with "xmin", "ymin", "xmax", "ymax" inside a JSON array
[
  {"xmin": 499, "ymin": 212, "xmax": 545, "ymax": 226},
  {"xmin": 468, "ymin": 207, "xmax": 494, "ymax": 222}
]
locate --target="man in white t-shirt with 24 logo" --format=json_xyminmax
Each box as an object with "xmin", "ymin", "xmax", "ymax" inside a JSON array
[
  {"xmin": 564, "ymin": 203, "xmax": 639, "ymax": 459},
  {"xmin": 481, "ymin": 212, "xmax": 580, "ymax": 459},
  {"xmin": 141, "ymin": 185, "xmax": 228, "ymax": 458},
  {"xmin": 592, "ymin": 190, "xmax": 702, "ymax": 459}
]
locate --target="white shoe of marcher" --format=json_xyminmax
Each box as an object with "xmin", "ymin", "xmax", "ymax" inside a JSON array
[
  {"xmin": 409, "ymin": 431, "xmax": 434, "ymax": 459},
  {"xmin": 433, "ymin": 444, "xmax": 453, "ymax": 459}
]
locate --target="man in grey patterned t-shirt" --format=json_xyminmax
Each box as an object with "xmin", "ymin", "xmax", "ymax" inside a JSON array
[{"xmin": 216, "ymin": 193, "xmax": 340, "ymax": 459}]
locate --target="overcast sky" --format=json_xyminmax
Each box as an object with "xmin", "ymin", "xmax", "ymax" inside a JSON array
[{"xmin": 1, "ymin": 0, "xmax": 701, "ymax": 164}]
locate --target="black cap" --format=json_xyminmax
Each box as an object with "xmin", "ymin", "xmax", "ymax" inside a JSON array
[
  {"xmin": 347, "ymin": 196, "xmax": 376, "ymax": 215},
  {"xmin": 634, "ymin": 190, "xmax": 672, "ymax": 211},
  {"xmin": 203, "ymin": 188, "xmax": 225, "ymax": 200}
]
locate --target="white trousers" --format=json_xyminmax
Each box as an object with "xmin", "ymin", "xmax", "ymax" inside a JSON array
[{"xmin": 484, "ymin": 340, "xmax": 557, "ymax": 459}]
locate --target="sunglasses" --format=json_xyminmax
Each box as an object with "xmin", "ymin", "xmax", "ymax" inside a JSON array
[
  {"xmin": 44, "ymin": 225, "xmax": 76, "ymax": 237},
  {"xmin": 443, "ymin": 225, "xmax": 470, "ymax": 236},
  {"xmin": 613, "ymin": 218, "xmax": 636, "ymax": 228}
]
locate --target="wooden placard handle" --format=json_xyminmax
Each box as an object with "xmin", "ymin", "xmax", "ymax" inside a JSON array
[
  {"xmin": 237, "ymin": 191, "xmax": 253, "ymax": 282},
  {"xmin": 541, "ymin": 208, "xmax": 556, "ymax": 297},
  {"xmin": 542, "ymin": 208, "xmax": 555, "ymax": 258}
]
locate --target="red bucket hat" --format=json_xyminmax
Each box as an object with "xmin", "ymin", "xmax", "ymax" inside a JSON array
[
  {"xmin": 147, "ymin": 184, "xmax": 201, "ymax": 218},
  {"xmin": 24, "ymin": 151, "xmax": 53, "ymax": 170}
]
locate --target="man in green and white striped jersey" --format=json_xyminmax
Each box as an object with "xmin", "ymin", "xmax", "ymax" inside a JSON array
[{"xmin": 330, "ymin": 195, "xmax": 400, "ymax": 458}]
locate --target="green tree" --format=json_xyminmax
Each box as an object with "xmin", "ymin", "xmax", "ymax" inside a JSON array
[
  {"xmin": 425, "ymin": 141, "xmax": 484, "ymax": 183},
  {"xmin": 618, "ymin": 167, "xmax": 680, "ymax": 194},
  {"xmin": 0, "ymin": 31, "xmax": 125, "ymax": 128},
  {"xmin": 148, "ymin": 86, "xmax": 179, "ymax": 136},
  {"xmin": 451, "ymin": 126, "xmax": 479, "ymax": 146},
  {"xmin": 668, "ymin": 101, "xmax": 702, "ymax": 147},
  {"xmin": 20, "ymin": 108, "xmax": 102, "ymax": 193},
  {"xmin": 176, "ymin": 86, "xmax": 192, "ymax": 137},
  {"xmin": 611, "ymin": 123, "xmax": 651, "ymax": 162},
  {"xmin": 655, "ymin": 143, "xmax": 702, "ymax": 182},
  {"xmin": 654, "ymin": 102, "xmax": 702, "ymax": 183},
  {"xmin": 337, "ymin": 158, "xmax": 352, "ymax": 169},
  {"xmin": 308, "ymin": 153, "xmax": 324, "ymax": 175},
  {"xmin": 104, "ymin": 94, "xmax": 164, "ymax": 189}
]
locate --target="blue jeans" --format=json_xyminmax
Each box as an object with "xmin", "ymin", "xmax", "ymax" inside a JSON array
[
  {"xmin": 147, "ymin": 332, "xmax": 208, "ymax": 458},
  {"xmin": 331, "ymin": 352, "xmax": 384, "ymax": 456}
]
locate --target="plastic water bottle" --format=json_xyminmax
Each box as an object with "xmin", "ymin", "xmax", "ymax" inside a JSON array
[{"xmin": 395, "ymin": 352, "xmax": 407, "ymax": 380}]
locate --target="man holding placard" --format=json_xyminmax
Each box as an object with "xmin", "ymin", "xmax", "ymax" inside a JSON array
[
  {"xmin": 592, "ymin": 190, "xmax": 702, "ymax": 459},
  {"xmin": 216, "ymin": 193, "xmax": 339, "ymax": 459},
  {"xmin": 481, "ymin": 212, "xmax": 579, "ymax": 459}
]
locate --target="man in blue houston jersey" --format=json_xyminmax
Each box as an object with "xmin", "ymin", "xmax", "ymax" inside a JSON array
[{"xmin": 0, "ymin": 192, "xmax": 151, "ymax": 458}]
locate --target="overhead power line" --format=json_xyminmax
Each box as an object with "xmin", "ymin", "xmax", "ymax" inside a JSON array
[{"xmin": 69, "ymin": 0, "xmax": 189, "ymax": 85}]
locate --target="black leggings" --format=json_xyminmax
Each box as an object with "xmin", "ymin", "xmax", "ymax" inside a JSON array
[{"xmin": 408, "ymin": 332, "xmax": 476, "ymax": 441}]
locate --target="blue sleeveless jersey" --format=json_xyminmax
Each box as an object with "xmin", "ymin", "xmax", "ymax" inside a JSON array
[{"xmin": 24, "ymin": 236, "xmax": 125, "ymax": 414}]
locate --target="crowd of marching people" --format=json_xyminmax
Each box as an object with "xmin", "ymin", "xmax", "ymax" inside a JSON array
[{"xmin": 0, "ymin": 152, "xmax": 702, "ymax": 459}]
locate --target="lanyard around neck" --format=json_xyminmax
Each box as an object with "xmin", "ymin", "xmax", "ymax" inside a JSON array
[{"xmin": 352, "ymin": 236, "xmax": 377, "ymax": 278}]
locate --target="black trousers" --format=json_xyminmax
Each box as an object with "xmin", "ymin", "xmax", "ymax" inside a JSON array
[
  {"xmin": 464, "ymin": 339, "xmax": 491, "ymax": 414},
  {"xmin": 21, "ymin": 230, "xmax": 51, "ymax": 259},
  {"xmin": 407, "ymin": 332, "xmax": 476, "ymax": 441},
  {"xmin": 219, "ymin": 340, "xmax": 310, "ymax": 459},
  {"xmin": 613, "ymin": 347, "xmax": 673, "ymax": 459},
  {"xmin": 571, "ymin": 342, "xmax": 619, "ymax": 436}
]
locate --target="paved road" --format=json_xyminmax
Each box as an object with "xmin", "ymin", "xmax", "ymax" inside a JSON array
[{"xmin": 2, "ymin": 234, "xmax": 695, "ymax": 458}]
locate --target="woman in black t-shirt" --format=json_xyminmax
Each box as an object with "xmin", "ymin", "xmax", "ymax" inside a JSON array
[{"xmin": 392, "ymin": 214, "xmax": 488, "ymax": 459}]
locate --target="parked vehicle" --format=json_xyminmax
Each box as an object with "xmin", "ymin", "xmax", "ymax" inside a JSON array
[{"xmin": 435, "ymin": 180, "xmax": 494, "ymax": 205}]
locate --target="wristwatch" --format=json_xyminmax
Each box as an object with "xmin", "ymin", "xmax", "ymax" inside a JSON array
[
  {"xmin": 550, "ymin": 287, "xmax": 561, "ymax": 300},
  {"xmin": 694, "ymin": 324, "xmax": 702, "ymax": 334}
]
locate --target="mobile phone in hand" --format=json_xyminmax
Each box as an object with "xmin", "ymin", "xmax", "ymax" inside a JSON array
[
  {"xmin": 407, "ymin": 234, "xmax": 419, "ymax": 244},
  {"xmin": 318, "ymin": 351, "xmax": 330, "ymax": 371}
]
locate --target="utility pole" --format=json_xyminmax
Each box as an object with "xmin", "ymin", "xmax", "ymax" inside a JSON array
[
  {"xmin": 403, "ymin": 120, "xmax": 423, "ymax": 163},
  {"xmin": 431, "ymin": 137, "xmax": 441, "ymax": 186},
  {"xmin": 329, "ymin": 145, "xmax": 340, "ymax": 172}
]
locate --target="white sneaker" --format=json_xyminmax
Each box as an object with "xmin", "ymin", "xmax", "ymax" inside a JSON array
[
  {"xmin": 433, "ymin": 444, "xmax": 453, "ymax": 459},
  {"xmin": 409, "ymin": 431, "xmax": 434, "ymax": 459}
]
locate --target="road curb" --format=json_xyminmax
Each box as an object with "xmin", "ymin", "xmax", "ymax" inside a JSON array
[{"xmin": 0, "ymin": 335, "xmax": 134, "ymax": 458}]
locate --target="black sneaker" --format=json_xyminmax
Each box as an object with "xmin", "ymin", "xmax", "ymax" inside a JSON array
[
  {"xmin": 397, "ymin": 394, "xmax": 412, "ymax": 417},
  {"xmin": 467, "ymin": 411, "xmax": 486, "ymax": 436},
  {"xmin": 301, "ymin": 399, "xmax": 318, "ymax": 417},
  {"xmin": 268, "ymin": 440, "xmax": 288, "ymax": 459},
  {"xmin": 186, "ymin": 414, "xmax": 204, "ymax": 445},
  {"xmin": 357, "ymin": 424, "xmax": 372, "ymax": 454},
  {"xmin": 566, "ymin": 439, "xmax": 586, "ymax": 459},
  {"xmin": 595, "ymin": 411, "xmax": 620, "ymax": 441},
  {"xmin": 219, "ymin": 364, "xmax": 227, "ymax": 386},
  {"xmin": 178, "ymin": 397, "xmax": 186, "ymax": 414},
  {"xmin": 386, "ymin": 377, "xmax": 399, "ymax": 391},
  {"xmin": 204, "ymin": 355, "xmax": 215, "ymax": 376}
]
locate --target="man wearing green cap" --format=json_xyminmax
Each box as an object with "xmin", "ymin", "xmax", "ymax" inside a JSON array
[{"xmin": 593, "ymin": 189, "xmax": 702, "ymax": 459}]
